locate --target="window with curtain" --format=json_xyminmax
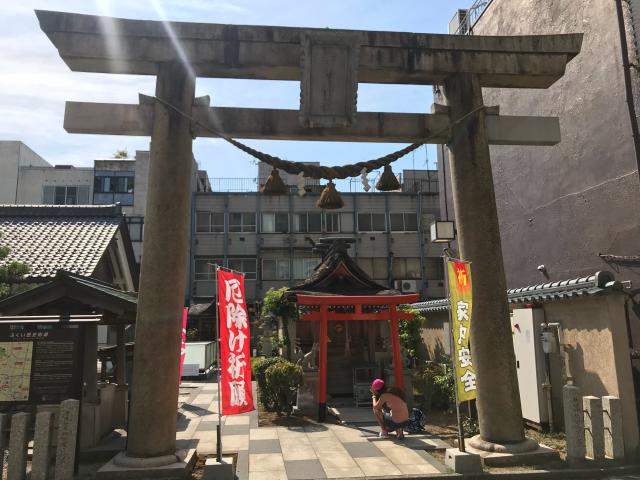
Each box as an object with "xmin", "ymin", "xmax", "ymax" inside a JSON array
[{"xmin": 262, "ymin": 212, "xmax": 289, "ymax": 233}]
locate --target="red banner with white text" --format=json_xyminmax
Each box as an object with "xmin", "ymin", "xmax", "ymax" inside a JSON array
[
  {"xmin": 218, "ymin": 269, "xmax": 254, "ymax": 415},
  {"xmin": 179, "ymin": 307, "xmax": 188, "ymax": 385}
]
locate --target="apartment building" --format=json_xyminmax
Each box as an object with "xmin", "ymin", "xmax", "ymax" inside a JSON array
[
  {"xmin": 0, "ymin": 142, "xmax": 210, "ymax": 264},
  {"xmin": 190, "ymin": 169, "xmax": 444, "ymax": 309}
]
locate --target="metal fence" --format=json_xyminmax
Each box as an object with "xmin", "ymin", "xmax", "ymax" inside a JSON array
[{"xmin": 450, "ymin": 0, "xmax": 493, "ymax": 35}]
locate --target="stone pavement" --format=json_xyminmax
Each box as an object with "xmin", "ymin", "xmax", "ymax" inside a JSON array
[{"xmin": 177, "ymin": 381, "xmax": 450, "ymax": 479}]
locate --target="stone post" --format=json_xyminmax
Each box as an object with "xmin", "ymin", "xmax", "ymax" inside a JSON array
[
  {"xmin": 32, "ymin": 411, "xmax": 54, "ymax": 480},
  {"xmin": 583, "ymin": 395, "xmax": 604, "ymax": 461},
  {"xmin": 443, "ymin": 73, "xmax": 528, "ymax": 449},
  {"xmin": 0, "ymin": 413, "xmax": 9, "ymax": 450},
  {"xmin": 563, "ymin": 384, "xmax": 585, "ymax": 461},
  {"xmin": 7, "ymin": 412, "xmax": 30, "ymax": 480},
  {"xmin": 602, "ymin": 395, "xmax": 624, "ymax": 460},
  {"xmin": 125, "ymin": 61, "xmax": 195, "ymax": 461},
  {"xmin": 55, "ymin": 399, "xmax": 80, "ymax": 480}
]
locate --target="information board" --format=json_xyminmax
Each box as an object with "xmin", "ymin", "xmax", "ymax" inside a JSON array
[{"xmin": 0, "ymin": 323, "xmax": 83, "ymax": 406}]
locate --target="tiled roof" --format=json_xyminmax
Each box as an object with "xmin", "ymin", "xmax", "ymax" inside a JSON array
[
  {"xmin": 0, "ymin": 204, "xmax": 124, "ymax": 280},
  {"xmin": 413, "ymin": 271, "xmax": 624, "ymax": 313}
]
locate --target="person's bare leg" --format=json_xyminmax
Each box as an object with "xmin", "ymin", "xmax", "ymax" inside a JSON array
[
  {"xmin": 373, "ymin": 410, "xmax": 386, "ymax": 431},
  {"xmin": 396, "ymin": 428, "xmax": 404, "ymax": 439}
]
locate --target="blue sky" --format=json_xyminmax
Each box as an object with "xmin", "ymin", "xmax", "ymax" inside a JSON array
[{"xmin": 0, "ymin": 0, "xmax": 468, "ymax": 181}]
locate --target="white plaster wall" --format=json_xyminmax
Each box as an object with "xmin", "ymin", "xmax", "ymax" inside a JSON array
[{"xmin": 0, "ymin": 141, "xmax": 50, "ymax": 203}]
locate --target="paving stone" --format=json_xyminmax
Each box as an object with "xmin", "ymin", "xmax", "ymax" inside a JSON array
[
  {"xmin": 250, "ymin": 439, "xmax": 282, "ymax": 454},
  {"xmin": 397, "ymin": 463, "xmax": 440, "ymax": 474},
  {"xmin": 282, "ymin": 445, "xmax": 317, "ymax": 461},
  {"xmin": 354, "ymin": 456, "xmax": 402, "ymax": 476},
  {"xmin": 199, "ymin": 421, "xmax": 220, "ymax": 431},
  {"xmin": 322, "ymin": 466, "xmax": 364, "ymax": 478},
  {"xmin": 379, "ymin": 444, "xmax": 425, "ymax": 465},
  {"xmin": 249, "ymin": 453, "xmax": 285, "ymax": 472},
  {"xmin": 222, "ymin": 434, "xmax": 249, "ymax": 452},
  {"xmin": 222, "ymin": 424, "xmax": 250, "ymax": 436},
  {"xmin": 248, "ymin": 472, "xmax": 287, "ymax": 480},
  {"xmin": 250, "ymin": 428, "xmax": 278, "ymax": 440},
  {"xmin": 342, "ymin": 441, "xmax": 384, "ymax": 458},
  {"xmin": 317, "ymin": 452, "xmax": 359, "ymax": 470},
  {"xmin": 225, "ymin": 415, "xmax": 250, "ymax": 426},
  {"xmin": 284, "ymin": 459, "xmax": 327, "ymax": 479}
]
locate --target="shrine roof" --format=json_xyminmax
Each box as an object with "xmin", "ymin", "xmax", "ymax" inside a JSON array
[
  {"xmin": 413, "ymin": 271, "xmax": 624, "ymax": 313},
  {"xmin": 287, "ymin": 238, "xmax": 401, "ymax": 298},
  {"xmin": 0, "ymin": 204, "xmax": 132, "ymax": 282}
]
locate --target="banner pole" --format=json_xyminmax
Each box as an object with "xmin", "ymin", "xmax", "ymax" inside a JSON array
[
  {"xmin": 444, "ymin": 254, "xmax": 465, "ymax": 452},
  {"xmin": 215, "ymin": 265, "xmax": 223, "ymax": 462}
]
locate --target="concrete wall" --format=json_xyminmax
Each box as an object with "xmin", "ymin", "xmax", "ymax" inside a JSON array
[
  {"xmin": 468, "ymin": 0, "xmax": 640, "ymax": 327},
  {"xmin": 419, "ymin": 293, "xmax": 639, "ymax": 455},
  {"xmin": 0, "ymin": 141, "xmax": 50, "ymax": 203},
  {"xmin": 16, "ymin": 166, "xmax": 93, "ymax": 204},
  {"xmin": 542, "ymin": 295, "xmax": 639, "ymax": 456}
]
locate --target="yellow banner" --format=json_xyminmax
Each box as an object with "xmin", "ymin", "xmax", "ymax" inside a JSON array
[{"xmin": 447, "ymin": 259, "xmax": 477, "ymax": 403}]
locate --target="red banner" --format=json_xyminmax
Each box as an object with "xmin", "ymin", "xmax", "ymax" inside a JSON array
[
  {"xmin": 179, "ymin": 307, "xmax": 188, "ymax": 384},
  {"xmin": 218, "ymin": 269, "xmax": 254, "ymax": 415}
]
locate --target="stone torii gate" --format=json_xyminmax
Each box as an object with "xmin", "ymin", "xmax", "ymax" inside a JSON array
[{"xmin": 36, "ymin": 9, "xmax": 582, "ymax": 470}]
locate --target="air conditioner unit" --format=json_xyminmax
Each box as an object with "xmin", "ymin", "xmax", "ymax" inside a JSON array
[{"xmin": 396, "ymin": 279, "xmax": 418, "ymax": 292}]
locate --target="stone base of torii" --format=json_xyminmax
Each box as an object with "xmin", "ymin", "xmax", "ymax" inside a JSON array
[{"xmin": 35, "ymin": 9, "xmax": 582, "ymax": 471}]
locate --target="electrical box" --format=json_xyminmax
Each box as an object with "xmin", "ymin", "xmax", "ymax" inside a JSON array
[{"xmin": 511, "ymin": 308, "xmax": 548, "ymax": 425}]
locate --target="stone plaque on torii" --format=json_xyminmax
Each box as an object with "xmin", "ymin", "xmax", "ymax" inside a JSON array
[{"xmin": 36, "ymin": 9, "xmax": 582, "ymax": 471}]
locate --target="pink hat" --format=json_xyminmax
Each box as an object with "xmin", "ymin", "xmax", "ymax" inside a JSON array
[{"xmin": 371, "ymin": 378, "xmax": 385, "ymax": 392}]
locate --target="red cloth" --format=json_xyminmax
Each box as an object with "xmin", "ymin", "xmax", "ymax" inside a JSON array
[
  {"xmin": 179, "ymin": 307, "xmax": 188, "ymax": 384},
  {"xmin": 218, "ymin": 269, "xmax": 254, "ymax": 415}
]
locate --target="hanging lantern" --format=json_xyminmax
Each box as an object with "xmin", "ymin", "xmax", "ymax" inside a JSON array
[
  {"xmin": 376, "ymin": 164, "xmax": 401, "ymax": 191},
  {"xmin": 261, "ymin": 168, "xmax": 288, "ymax": 195},
  {"xmin": 316, "ymin": 180, "xmax": 344, "ymax": 209}
]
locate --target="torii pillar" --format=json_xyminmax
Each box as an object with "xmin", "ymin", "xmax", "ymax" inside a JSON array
[
  {"xmin": 444, "ymin": 73, "xmax": 535, "ymax": 451},
  {"xmin": 119, "ymin": 62, "xmax": 196, "ymax": 464}
]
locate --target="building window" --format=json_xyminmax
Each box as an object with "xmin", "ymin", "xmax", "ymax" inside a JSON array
[
  {"xmin": 262, "ymin": 258, "xmax": 290, "ymax": 280},
  {"xmin": 93, "ymin": 170, "xmax": 135, "ymax": 206},
  {"xmin": 390, "ymin": 213, "xmax": 418, "ymax": 232},
  {"xmin": 229, "ymin": 212, "xmax": 256, "ymax": 232},
  {"xmin": 228, "ymin": 258, "xmax": 257, "ymax": 280},
  {"xmin": 126, "ymin": 216, "xmax": 144, "ymax": 242},
  {"xmin": 293, "ymin": 257, "xmax": 319, "ymax": 279},
  {"xmin": 194, "ymin": 257, "xmax": 257, "ymax": 281},
  {"xmin": 262, "ymin": 212, "xmax": 289, "ymax": 233},
  {"xmin": 357, "ymin": 257, "xmax": 388, "ymax": 280},
  {"xmin": 196, "ymin": 212, "xmax": 225, "ymax": 233},
  {"xmin": 323, "ymin": 213, "xmax": 340, "ymax": 233},
  {"xmin": 194, "ymin": 257, "xmax": 223, "ymax": 281},
  {"xmin": 392, "ymin": 257, "xmax": 421, "ymax": 279},
  {"xmin": 43, "ymin": 185, "xmax": 89, "ymax": 205},
  {"xmin": 357, "ymin": 213, "xmax": 386, "ymax": 232},
  {"xmin": 292, "ymin": 212, "xmax": 322, "ymax": 233}
]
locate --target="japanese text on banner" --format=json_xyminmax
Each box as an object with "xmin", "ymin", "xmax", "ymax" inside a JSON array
[
  {"xmin": 447, "ymin": 259, "xmax": 476, "ymax": 403},
  {"xmin": 218, "ymin": 269, "xmax": 255, "ymax": 415}
]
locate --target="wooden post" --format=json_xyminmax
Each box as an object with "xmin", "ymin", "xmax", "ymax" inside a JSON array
[
  {"xmin": 318, "ymin": 304, "xmax": 328, "ymax": 422},
  {"xmin": 389, "ymin": 304, "xmax": 404, "ymax": 390}
]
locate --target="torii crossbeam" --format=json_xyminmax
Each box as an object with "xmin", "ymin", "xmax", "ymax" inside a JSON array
[{"xmin": 36, "ymin": 9, "xmax": 582, "ymax": 470}]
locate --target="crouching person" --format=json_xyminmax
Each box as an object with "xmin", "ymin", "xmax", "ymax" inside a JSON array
[{"xmin": 370, "ymin": 378, "xmax": 409, "ymax": 439}]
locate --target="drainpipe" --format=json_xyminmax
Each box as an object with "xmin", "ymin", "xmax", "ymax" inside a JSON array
[
  {"xmin": 223, "ymin": 193, "xmax": 229, "ymax": 266},
  {"xmin": 615, "ymin": 0, "xmax": 640, "ymax": 185},
  {"xmin": 417, "ymin": 191, "xmax": 427, "ymax": 298}
]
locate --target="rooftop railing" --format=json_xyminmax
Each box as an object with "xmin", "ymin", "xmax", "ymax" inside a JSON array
[{"xmin": 205, "ymin": 175, "xmax": 439, "ymax": 194}]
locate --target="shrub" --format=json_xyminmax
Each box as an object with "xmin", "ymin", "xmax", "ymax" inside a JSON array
[
  {"xmin": 413, "ymin": 362, "xmax": 455, "ymax": 412},
  {"xmin": 265, "ymin": 360, "xmax": 304, "ymax": 415},
  {"xmin": 462, "ymin": 416, "xmax": 480, "ymax": 436},
  {"xmin": 252, "ymin": 356, "xmax": 286, "ymax": 410}
]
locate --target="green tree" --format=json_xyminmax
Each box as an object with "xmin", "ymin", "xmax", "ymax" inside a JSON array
[
  {"xmin": 261, "ymin": 287, "xmax": 297, "ymax": 360},
  {"xmin": 0, "ymin": 234, "xmax": 31, "ymax": 299},
  {"xmin": 113, "ymin": 149, "xmax": 129, "ymax": 159}
]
